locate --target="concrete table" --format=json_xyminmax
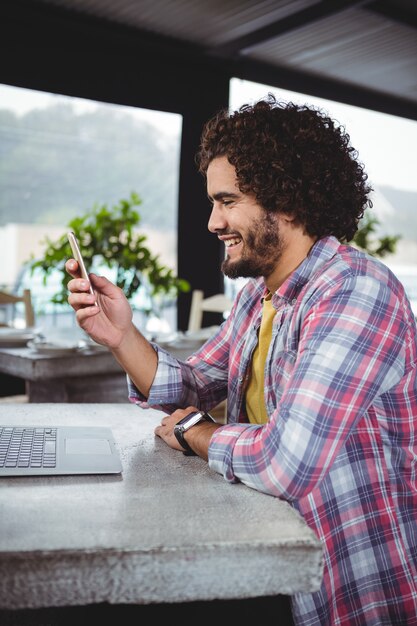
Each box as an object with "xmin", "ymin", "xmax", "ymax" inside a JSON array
[
  {"xmin": 0, "ymin": 403, "xmax": 323, "ymax": 611},
  {"xmin": 0, "ymin": 342, "xmax": 201, "ymax": 402}
]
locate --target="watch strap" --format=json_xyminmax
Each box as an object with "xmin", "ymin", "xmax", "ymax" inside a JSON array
[{"xmin": 174, "ymin": 427, "xmax": 197, "ymax": 456}]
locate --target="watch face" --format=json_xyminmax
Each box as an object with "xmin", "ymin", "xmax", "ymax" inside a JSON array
[{"xmin": 178, "ymin": 412, "xmax": 204, "ymax": 431}]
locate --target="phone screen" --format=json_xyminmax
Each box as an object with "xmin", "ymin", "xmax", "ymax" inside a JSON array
[{"xmin": 67, "ymin": 231, "xmax": 96, "ymax": 299}]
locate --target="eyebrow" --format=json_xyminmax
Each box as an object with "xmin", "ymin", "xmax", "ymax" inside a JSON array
[{"xmin": 208, "ymin": 191, "xmax": 240, "ymax": 202}]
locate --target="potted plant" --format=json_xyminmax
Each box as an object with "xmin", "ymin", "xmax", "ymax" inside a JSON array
[
  {"xmin": 28, "ymin": 192, "xmax": 190, "ymax": 330},
  {"xmin": 351, "ymin": 213, "xmax": 400, "ymax": 258}
]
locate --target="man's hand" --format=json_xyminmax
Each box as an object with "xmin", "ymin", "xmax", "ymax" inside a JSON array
[
  {"xmin": 66, "ymin": 258, "xmax": 158, "ymax": 397},
  {"xmin": 155, "ymin": 407, "xmax": 221, "ymax": 460},
  {"xmin": 66, "ymin": 259, "xmax": 134, "ymax": 349}
]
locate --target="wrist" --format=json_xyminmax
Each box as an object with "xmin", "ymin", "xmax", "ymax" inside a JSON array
[
  {"xmin": 112, "ymin": 323, "xmax": 139, "ymax": 352},
  {"xmin": 174, "ymin": 412, "xmax": 216, "ymax": 456}
]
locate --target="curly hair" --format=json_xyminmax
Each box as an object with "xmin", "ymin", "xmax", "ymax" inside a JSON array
[{"xmin": 196, "ymin": 94, "xmax": 373, "ymax": 241}]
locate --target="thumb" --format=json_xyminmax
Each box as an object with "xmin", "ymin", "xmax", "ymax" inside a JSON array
[{"xmin": 89, "ymin": 273, "xmax": 120, "ymax": 296}]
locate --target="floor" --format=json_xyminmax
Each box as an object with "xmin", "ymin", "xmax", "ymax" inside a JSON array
[
  {"xmin": 0, "ymin": 596, "xmax": 295, "ymax": 625},
  {"xmin": 0, "ymin": 373, "xmax": 27, "ymax": 402}
]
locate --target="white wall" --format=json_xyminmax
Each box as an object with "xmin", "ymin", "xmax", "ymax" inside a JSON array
[{"xmin": 0, "ymin": 223, "xmax": 65, "ymax": 288}]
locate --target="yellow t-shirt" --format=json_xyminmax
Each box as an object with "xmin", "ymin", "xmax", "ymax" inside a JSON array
[{"xmin": 246, "ymin": 294, "xmax": 276, "ymax": 424}]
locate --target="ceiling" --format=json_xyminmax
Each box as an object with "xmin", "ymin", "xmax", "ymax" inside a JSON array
[{"xmin": 5, "ymin": 0, "xmax": 417, "ymax": 120}]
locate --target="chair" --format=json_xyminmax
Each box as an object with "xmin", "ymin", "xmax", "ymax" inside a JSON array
[
  {"xmin": 0, "ymin": 289, "xmax": 35, "ymax": 328},
  {"xmin": 187, "ymin": 289, "xmax": 234, "ymax": 332},
  {"xmin": 187, "ymin": 289, "xmax": 234, "ymax": 424}
]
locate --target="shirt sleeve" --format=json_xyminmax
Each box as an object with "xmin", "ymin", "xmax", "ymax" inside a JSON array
[
  {"xmin": 128, "ymin": 323, "xmax": 231, "ymax": 414},
  {"xmin": 208, "ymin": 273, "xmax": 408, "ymax": 499}
]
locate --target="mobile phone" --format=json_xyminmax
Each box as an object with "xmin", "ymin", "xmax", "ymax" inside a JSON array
[{"xmin": 67, "ymin": 231, "xmax": 96, "ymax": 300}]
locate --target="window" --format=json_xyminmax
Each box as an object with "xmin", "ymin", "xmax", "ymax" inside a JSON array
[{"xmin": 0, "ymin": 84, "xmax": 182, "ymax": 332}]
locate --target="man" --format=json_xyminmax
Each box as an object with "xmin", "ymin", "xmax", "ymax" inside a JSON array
[{"xmin": 66, "ymin": 95, "xmax": 417, "ymax": 625}]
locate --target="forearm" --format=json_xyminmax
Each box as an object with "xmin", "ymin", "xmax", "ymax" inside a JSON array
[
  {"xmin": 183, "ymin": 421, "xmax": 220, "ymax": 460},
  {"xmin": 111, "ymin": 323, "xmax": 158, "ymax": 398}
]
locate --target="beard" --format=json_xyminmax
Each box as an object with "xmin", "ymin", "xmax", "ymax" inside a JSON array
[{"xmin": 222, "ymin": 211, "xmax": 284, "ymax": 280}]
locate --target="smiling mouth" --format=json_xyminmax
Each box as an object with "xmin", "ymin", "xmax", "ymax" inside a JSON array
[{"xmin": 224, "ymin": 237, "xmax": 242, "ymax": 248}]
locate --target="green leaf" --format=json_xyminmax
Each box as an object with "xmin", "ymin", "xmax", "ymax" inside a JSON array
[{"xmin": 351, "ymin": 213, "xmax": 401, "ymax": 259}]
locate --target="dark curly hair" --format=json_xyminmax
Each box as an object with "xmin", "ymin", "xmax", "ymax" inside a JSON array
[{"xmin": 196, "ymin": 94, "xmax": 373, "ymax": 241}]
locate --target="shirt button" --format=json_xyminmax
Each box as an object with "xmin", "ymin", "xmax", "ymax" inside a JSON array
[{"xmin": 291, "ymin": 298, "xmax": 297, "ymax": 305}]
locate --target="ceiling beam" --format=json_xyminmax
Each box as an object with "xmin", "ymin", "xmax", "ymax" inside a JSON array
[
  {"xmin": 367, "ymin": 0, "xmax": 417, "ymax": 28},
  {"xmin": 231, "ymin": 56, "xmax": 417, "ymax": 122},
  {"xmin": 211, "ymin": 0, "xmax": 373, "ymax": 57}
]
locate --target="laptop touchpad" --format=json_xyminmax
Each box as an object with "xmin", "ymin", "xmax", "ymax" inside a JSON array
[{"xmin": 65, "ymin": 438, "xmax": 112, "ymax": 455}]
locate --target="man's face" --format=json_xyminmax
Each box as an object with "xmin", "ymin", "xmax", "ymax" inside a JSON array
[{"xmin": 206, "ymin": 156, "xmax": 284, "ymax": 280}]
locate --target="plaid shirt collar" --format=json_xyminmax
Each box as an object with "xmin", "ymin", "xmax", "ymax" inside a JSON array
[{"xmin": 268, "ymin": 235, "xmax": 341, "ymax": 305}]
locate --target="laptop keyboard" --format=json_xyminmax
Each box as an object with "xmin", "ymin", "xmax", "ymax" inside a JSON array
[{"xmin": 0, "ymin": 426, "xmax": 57, "ymax": 469}]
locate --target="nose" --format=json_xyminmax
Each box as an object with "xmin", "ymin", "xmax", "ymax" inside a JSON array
[{"xmin": 208, "ymin": 204, "xmax": 227, "ymax": 234}]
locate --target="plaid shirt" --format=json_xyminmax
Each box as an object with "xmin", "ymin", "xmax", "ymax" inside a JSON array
[{"xmin": 129, "ymin": 236, "xmax": 417, "ymax": 625}]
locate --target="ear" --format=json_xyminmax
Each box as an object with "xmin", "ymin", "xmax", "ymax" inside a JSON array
[{"xmin": 277, "ymin": 212, "xmax": 296, "ymax": 226}]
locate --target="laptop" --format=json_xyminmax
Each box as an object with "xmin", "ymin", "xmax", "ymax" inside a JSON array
[{"xmin": 0, "ymin": 424, "xmax": 123, "ymax": 476}]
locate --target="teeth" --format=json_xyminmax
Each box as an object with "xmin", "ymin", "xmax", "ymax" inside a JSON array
[{"xmin": 224, "ymin": 238, "xmax": 241, "ymax": 247}]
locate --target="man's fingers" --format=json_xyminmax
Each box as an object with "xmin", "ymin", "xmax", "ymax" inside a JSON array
[{"xmin": 65, "ymin": 259, "xmax": 80, "ymax": 277}]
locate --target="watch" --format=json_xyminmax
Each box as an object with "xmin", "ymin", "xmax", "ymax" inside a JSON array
[{"xmin": 174, "ymin": 411, "xmax": 215, "ymax": 456}]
